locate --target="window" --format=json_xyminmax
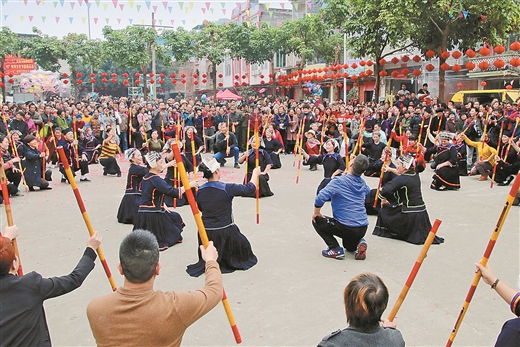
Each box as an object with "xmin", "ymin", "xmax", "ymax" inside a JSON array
[{"xmin": 274, "ymin": 51, "xmax": 287, "ymax": 68}]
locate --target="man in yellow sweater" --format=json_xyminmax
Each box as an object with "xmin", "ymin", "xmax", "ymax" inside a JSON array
[
  {"xmin": 87, "ymin": 230, "xmax": 222, "ymax": 347},
  {"xmin": 462, "ymin": 133, "xmax": 498, "ymax": 181}
]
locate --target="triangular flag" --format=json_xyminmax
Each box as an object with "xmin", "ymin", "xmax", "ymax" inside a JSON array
[
  {"xmin": 269, "ymin": 11, "xmax": 273, "ymax": 18},
  {"xmin": 86, "ymin": 1, "xmax": 91, "ymax": 8},
  {"xmin": 185, "ymin": 7, "xmax": 188, "ymax": 13},
  {"xmin": 59, "ymin": 0, "xmax": 64, "ymax": 6},
  {"xmin": 280, "ymin": 3, "xmax": 285, "ymax": 9},
  {"xmin": 222, "ymin": 9, "xmax": 225, "ymax": 14},
  {"xmin": 29, "ymin": 15, "xmax": 33, "ymax": 21},
  {"xmin": 308, "ymin": 2, "xmax": 312, "ymax": 10},
  {"xmin": 55, "ymin": 16, "xmax": 60, "ymax": 23},
  {"xmin": 119, "ymin": 4, "xmax": 123, "ymax": 10},
  {"xmin": 265, "ymin": 3, "xmax": 270, "ymax": 10},
  {"xmin": 128, "ymin": 0, "xmax": 133, "ymax": 8},
  {"xmin": 3, "ymin": 15, "xmax": 8, "ymax": 21},
  {"xmin": 246, "ymin": 21, "xmax": 250, "ymax": 26},
  {"xmin": 41, "ymin": 16, "xmax": 46, "ymax": 22},
  {"xmin": 53, "ymin": 1, "xmax": 58, "ymax": 7},
  {"xmin": 189, "ymin": 2, "xmax": 194, "ymax": 9},
  {"xmin": 141, "ymin": 18, "xmax": 145, "ymax": 24},
  {"xmin": 170, "ymin": 19, "xmax": 174, "ymax": 25},
  {"xmin": 136, "ymin": 4, "xmax": 141, "ymax": 12},
  {"xmin": 81, "ymin": 17, "xmax": 86, "ymax": 23},
  {"xmin": 103, "ymin": 3, "xmax": 108, "ymax": 10},
  {"xmin": 105, "ymin": 18, "xmax": 109, "ymax": 24},
  {"xmin": 23, "ymin": 0, "xmax": 28, "ymax": 4},
  {"xmin": 162, "ymin": 1, "xmax": 167, "ymax": 9},
  {"xmin": 35, "ymin": 0, "xmax": 41, "ymax": 5},
  {"xmin": 251, "ymin": 2, "xmax": 257, "ymax": 10},
  {"xmin": 181, "ymin": 19, "xmax": 186, "ymax": 25},
  {"xmin": 68, "ymin": 17, "xmax": 73, "ymax": 23},
  {"xmin": 78, "ymin": 0, "xmax": 83, "ymax": 6},
  {"xmin": 1, "ymin": 0, "xmax": 7, "ymax": 4},
  {"xmin": 42, "ymin": 0, "xmax": 46, "ymax": 5},
  {"xmin": 210, "ymin": 8, "xmax": 213, "ymax": 13},
  {"xmin": 192, "ymin": 19, "xmax": 196, "ymax": 24},
  {"xmin": 276, "ymin": 21, "xmax": 281, "ymax": 27},
  {"xmin": 178, "ymin": 2, "xmax": 183, "ymax": 10},
  {"xmin": 246, "ymin": 9, "xmax": 250, "ymax": 16},
  {"xmin": 152, "ymin": 5, "xmax": 157, "ymax": 12},
  {"xmin": 236, "ymin": 2, "xmax": 241, "ymax": 8},
  {"xmin": 168, "ymin": 6, "xmax": 172, "ymax": 13},
  {"xmin": 20, "ymin": 16, "xmax": 24, "ymax": 21},
  {"xmin": 95, "ymin": 0, "xmax": 100, "ymax": 6},
  {"xmin": 111, "ymin": 0, "xmax": 117, "ymax": 8},
  {"xmin": 144, "ymin": 0, "xmax": 150, "ymax": 9},
  {"xmin": 158, "ymin": 19, "xmax": 162, "ymax": 25},
  {"xmin": 220, "ymin": 2, "xmax": 225, "ymax": 8},
  {"xmin": 129, "ymin": 18, "xmax": 133, "ymax": 24},
  {"xmin": 70, "ymin": 2, "xmax": 74, "ymax": 9},
  {"xmin": 93, "ymin": 17, "xmax": 98, "ymax": 24},
  {"xmin": 117, "ymin": 18, "xmax": 121, "ymax": 24},
  {"xmin": 201, "ymin": 8, "xmax": 205, "ymax": 14}
]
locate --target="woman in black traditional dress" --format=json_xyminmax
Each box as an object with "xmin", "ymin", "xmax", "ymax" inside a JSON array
[
  {"xmin": 238, "ymin": 136, "xmax": 274, "ymax": 197},
  {"xmin": 162, "ymin": 139, "xmax": 194, "ymax": 207},
  {"xmin": 263, "ymin": 128, "xmax": 283, "ymax": 169},
  {"xmin": 117, "ymin": 148, "xmax": 148, "ymax": 224},
  {"xmin": 372, "ymin": 154, "xmax": 444, "ymax": 245},
  {"xmin": 425, "ymin": 132, "xmax": 460, "ymax": 191},
  {"xmin": 183, "ymin": 126, "xmax": 204, "ymax": 167},
  {"xmin": 186, "ymin": 158, "xmax": 260, "ymax": 277},
  {"xmin": 132, "ymin": 151, "xmax": 197, "ymax": 250},
  {"xmin": 80, "ymin": 126, "xmax": 101, "ymax": 164},
  {"xmin": 300, "ymin": 138, "xmax": 345, "ymax": 194}
]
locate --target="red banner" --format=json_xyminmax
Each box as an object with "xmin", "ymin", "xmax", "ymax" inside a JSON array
[{"xmin": 3, "ymin": 56, "xmax": 35, "ymax": 76}]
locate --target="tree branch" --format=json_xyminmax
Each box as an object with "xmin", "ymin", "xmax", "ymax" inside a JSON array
[
  {"xmin": 429, "ymin": 16, "xmax": 444, "ymax": 35},
  {"xmin": 381, "ymin": 43, "xmax": 414, "ymax": 58}
]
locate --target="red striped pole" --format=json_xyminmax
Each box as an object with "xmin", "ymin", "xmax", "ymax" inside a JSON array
[
  {"xmin": 293, "ymin": 118, "xmax": 304, "ymax": 167},
  {"xmin": 56, "ymin": 147, "xmax": 117, "ymax": 292},
  {"xmin": 446, "ymin": 173, "xmax": 520, "ymax": 346},
  {"xmin": 373, "ymin": 119, "xmax": 399, "ymax": 208},
  {"xmin": 387, "ymin": 219, "xmax": 442, "ymax": 321},
  {"xmin": 0, "ymin": 160, "xmax": 23, "ymax": 276},
  {"xmin": 490, "ymin": 122, "xmax": 505, "ymax": 188},
  {"xmin": 171, "ymin": 142, "xmax": 242, "ymax": 344},
  {"xmin": 254, "ymin": 118, "xmax": 260, "ymax": 224},
  {"xmin": 189, "ymin": 131, "xmax": 197, "ymax": 176},
  {"xmin": 244, "ymin": 118, "xmax": 251, "ymax": 184}
]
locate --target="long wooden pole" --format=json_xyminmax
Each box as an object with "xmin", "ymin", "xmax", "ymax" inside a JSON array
[
  {"xmin": 171, "ymin": 142, "xmax": 242, "ymax": 344},
  {"xmin": 244, "ymin": 118, "xmax": 251, "ymax": 184},
  {"xmin": 387, "ymin": 219, "xmax": 442, "ymax": 321},
  {"xmin": 56, "ymin": 147, "xmax": 117, "ymax": 292},
  {"xmin": 293, "ymin": 118, "xmax": 304, "ymax": 167},
  {"xmin": 254, "ymin": 117, "xmax": 260, "ymax": 224},
  {"xmin": 295, "ymin": 119, "xmax": 305, "ymax": 184},
  {"xmin": 373, "ymin": 119, "xmax": 399, "ymax": 207},
  {"xmin": 490, "ymin": 122, "xmax": 505, "ymax": 188},
  {"xmin": 446, "ymin": 173, "xmax": 520, "ymax": 346},
  {"xmin": 0, "ymin": 160, "xmax": 23, "ymax": 276}
]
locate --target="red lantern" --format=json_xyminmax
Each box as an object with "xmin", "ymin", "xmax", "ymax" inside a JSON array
[
  {"xmin": 401, "ymin": 68, "xmax": 410, "ymax": 76},
  {"xmin": 412, "ymin": 69, "xmax": 422, "ymax": 77},
  {"xmin": 425, "ymin": 64, "xmax": 435, "ymax": 72},
  {"xmin": 412, "ymin": 55, "xmax": 422, "ymax": 63},
  {"xmin": 493, "ymin": 59, "xmax": 505, "ymax": 69},
  {"xmin": 465, "ymin": 49, "xmax": 476, "ymax": 58},
  {"xmin": 480, "ymin": 81, "xmax": 487, "ymax": 87},
  {"xmin": 181, "ymin": 74, "xmax": 186, "ymax": 78},
  {"xmin": 425, "ymin": 50, "xmax": 436, "ymax": 58},
  {"xmin": 260, "ymin": 80, "xmax": 265, "ymax": 84},
  {"xmin": 391, "ymin": 70, "xmax": 399, "ymax": 78},
  {"xmin": 123, "ymin": 80, "xmax": 128, "ymax": 85},
  {"xmin": 218, "ymin": 82, "xmax": 223, "ymax": 87},
  {"xmin": 440, "ymin": 51, "xmax": 450, "ymax": 60},
  {"xmin": 401, "ymin": 55, "xmax": 410, "ymax": 63},
  {"xmin": 451, "ymin": 64, "xmax": 462, "ymax": 72},
  {"xmin": 457, "ymin": 83, "xmax": 463, "ymax": 89},
  {"xmin": 234, "ymin": 75, "xmax": 239, "ymax": 79},
  {"xmin": 268, "ymin": 80, "xmax": 274, "ymax": 85},
  {"xmin": 181, "ymin": 79, "xmax": 186, "ymax": 84},
  {"xmin": 510, "ymin": 41, "xmax": 520, "ymax": 52},
  {"xmin": 194, "ymin": 81, "xmax": 198, "ymax": 85},
  {"xmin": 260, "ymin": 74, "xmax": 265, "ymax": 79},
  {"xmin": 326, "ymin": 84, "xmax": 330, "ymax": 88},
  {"xmin": 90, "ymin": 79, "xmax": 96, "ymax": 84},
  {"xmin": 102, "ymin": 72, "xmax": 108, "ymax": 77},
  {"xmin": 241, "ymin": 75, "xmax": 246, "ymax": 79},
  {"xmin": 379, "ymin": 58, "xmax": 387, "ymax": 66},
  {"xmin": 342, "ymin": 72, "xmax": 349, "ymax": 78},
  {"xmin": 506, "ymin": 84, "xmax": 513, "ymax": 90},
  {"xmin": 366, "ymin": 69, "xmax": 373, "ymax": 76},
  {"xmin": 269, "ymin": 73, "xmax": 274, "ymax": 78},
  {"xmin": 241, "ymin": 82, "xmax": 247, "ymax": 86},
  {"xmin": 440, "ymin": 63, "xmax": 450, "ymax": 71},
  {"xmin": 63, "ymin": 79, "xmax": 69, "ymax": 84},
  {"xmin": 135, "ymin": 79, "xmax": 140, "ymax": 84},
  {"xmin": 359, "ymin": 72, "xmax": 366, "ymax": 78},
  {"xmin": 452, "ymin": 51, "xmax": 462, "ymax": 59},
  {"xmin": 62, "ymin": 73, "xmax": 69, "ymax": 78},
  {"xmin": 170, "ymin": 73, "xmax": 176, "ymax": 78},
  {"xmin": 391, "ymin": 57, "xmax": 399, "ymax": 64},
  {"xmin": 351, "ymin": 75, "xmax": 358, "ymax": 81},
  {"xmin": 193, "ymin": 74, "xmax": 198, "ymax": 78},
  {"xmin": 123, "ymin": 72, "xmax": 129, "ymax": 78},
  {"xmin": 494, "ymin": 45, "xmax": 506, "ymax": 54},
  {"xmin": 159, "ymin": 73, "xmax": 164, "ymax": 78},
  {"xmin": 111, "ymin": 78, "xmax": 116, "ymax": 83},
  {"xmin": 171, "ymin": 79, "xmax": 177, "ymax": 84},
  {"xmin": 343, "ymin": 63, "xmax": 349, "ymax": 69},
  {"xmin": 149, "ymin": 79, "xmax": 155, "ymax": 84},
  {"xmin": 135, "ymin": 72, "xmax": 140, "ymax": 77},
  {"xmin": 101, "ymin": 78, "xmax": 108, "ymax": 83},
  {"xmin": 0, "ymin": 82, "xmax": 4, "ymax": 87},
  {"xmin": 379, "ymin": 70, "xmax": 388, "ymax": 77},
  {"xmin": 353, "ymin": 82, "xmax": 358, "ymax": 87},
  {"xmin": 359, "ymin": 60, "xmax": 366, "ymax": 66},
  {"xmin": 478, "ymin": 61, "xmax": 490, "ymax": 71},
  {"xmin": 77, "ymin": 72, "xmax": 83, "ymax": 78},
  {"xmin": 234, "ymin": 82, "xmax": 239, "ymax": 86},
  {"xmin": 510, "ymin": 57, "xmax": 520, "ymax": 67},
  {"xmin": 7, "ymin": 78, "xmax": 13, "ymax": 84},
  {"xmin": 90, "ymin": 73, "xmax": 95, "ymax": 78},
  {"xmin": 351, "ymin": 63, "xmax": 358, "ymax": 69},
  {"xmin": 0, "ymin": 72, "xmax": 4, "ymax": 78},
  {"xmin": 218, "ymin": 73, "xmax": 223, "ymax": 78},
  {"xmin": 366, "ymin": 60, "xmax": 373, "ymax": 67},
  {"xmin": 202, "ymin": 79, "xmax": 207, "ymax": 83},
  {"xmin": 95, "ymin": 88, "xmax": 99, "ymax": 91},
  {"xmin": 337, "ymin": 83, "xmax": 343, "ymax": 88},
  {"xmin": 479, "ymin": 47, "xmax": 491, "ymax": 56},
  {"xmin": 317, "ymin": 68, "xmax": 323, "ymax": 73},
  {"xmin": 466, "ymin": 62, "xmax": 476, "ymax": 70}
]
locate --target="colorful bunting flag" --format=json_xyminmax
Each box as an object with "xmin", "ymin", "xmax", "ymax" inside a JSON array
[
  {"xmin": 192, "ymin": 19, "xmax": 196, "ymax": 24},
  {"xmin": 70, "ymin": 2, "xmax": 74, "ymax": 9},
  {"xmin": 201, "ymin": 8, "xmax": 206, "ymax": 14},
  {"xmin": 136, "ymin": 4, "xmax": 141, "ymax": 12},
  {"xmin": 220, "ymin": 2, "xmax": 225, "ymax": 8},
  {"xmin": 144, "ymin": 0, "xmax": 150, "ymax": 9},
  {"xmin": 53, "ymin": 1, "xmax": 58, "ymax": 7},
  {"xmin": 128, "ymin": 18, "xmax": 133, "ymax": 24},
  {"xmin": 35, "ymin": 0, "xmax": 41, "ymax": 6},
  {"xmin": 162, "ymin": 1, "xmax": 168, "ymax": 10},
  {"xmin": 78, "ymin": 0, "xmax": 83, "ymax": 7},
  {"xmin": 117, "ymin": 18, "xmax": 121, "ymax": 24},
  {"xmin": 152, "ymin": 5, "xmax": 157, "ymax": 12},
  {"xmin": 20, "ymin": 15, "xmax": 24, "ymax": 21},
  {"xmin": 168, "ymin": 6, "xmax": 172, "ymax": 13},
  {"xmin": 3, "ymin": 15, "xmax": 8, "ymax": 21},
  {"xmin": 41, "ymin": 16, "xmax": 46, "ymax": 22},
  {"xmin": 105, "ymin": 18, "xmax": 109, "ymax": 24},
  {"xmin": 111, "ymin": 0, "xmax": 117, "ymax": 8},
  {"xmin": 222, "ymin": 9, "xmax": 226, "ymax": 14},
  {"xmin": 170, "ymin": 19, "xmax": 174, "ymax": 25},
  {"xmin": 119, "ymin": 4, "xmax": 123, "ymax": 10},
  {"xmin": 179, "ymin": 2, "xmax": 183, "ymax": 10},
  {"xmin": 280, "ymin": 3, "xmax": 285, "ymax": 9},
  {"xmin": 128, "ymin": 0, "xmax": 133, "ymax": 8},
  {"xmin": 93, "ymin": 17, "xmax": 98, "ymax": 24},
  {"xmin": 141, "ymin": 18, "xmax": 145, "ymax": 24},
  {"xmin": 81, "ymin": 17, "xmax": 86, "ymax": 23},
  {"xmin": 181, "ymin": 19, "xmax": 186, "ymax": 25},
  {"xmin": 265, "ymin": 3, "xmax": 270, "ymax": 10},
  {"xmin": 205, "ymin": 2, "xmax": 210, "ymax": 10},
  {"xmin": 210, "ymin": 8, "xmax": 213, "ymax": 13},
  {"xmin": 95, "ymin": 0, "xmax": 100, "ymax": 6},
  {"xmin": 189, "ymin": 1, "xmax": 194, "ymax": 9},
  {"xmin": 29, "ymin": 16, "xmax": 33, "ymax": 21},
  {"xmin": 55, "ymin": 16, "xmax": 60, "ymax": 23},
  {"xmin": 68, "ymin": 17, "xmax": 73, "ymax": 23}
]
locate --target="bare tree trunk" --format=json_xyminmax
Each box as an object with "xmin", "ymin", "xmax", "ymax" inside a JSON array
[
  {"xmin": 141, "ymin": 65, "xmax": 148, "ymax": 100},
  {"xmin": 212, "ymin": 62, "xmax": 217, "ymax": 101},
  {"xmin": 374, "ymin": 61, "xmax": 381, "ymax": 103},
  {"xmin": 270, "ymin": 59, "xmax": 275, "ymax": 96},
  {"xmin": 71, "ymin": 67, "xmax": 78, "ymax": 101}
]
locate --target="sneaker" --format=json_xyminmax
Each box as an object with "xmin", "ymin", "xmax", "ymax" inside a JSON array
[
  {"xmin": 220, "ymin": 162, "xmax": 225, "ymax": 167},
  {"xmin": 61, "ymin": 177, "xmax": 67, "ymax": 183},
  {"xmin": 80, "ymin": 177, "xmax": 91, "ymax": 182},
  {"xmin": 234, "ymin": 163, "xmax": 240, "ymax": 169},
  {"xmin": 322, "ymin": 247, "xmax": 345, "ymax": 259},
  {"xmin": 355, "ymin": 239, "xmax": 367, "ymax": 260}
]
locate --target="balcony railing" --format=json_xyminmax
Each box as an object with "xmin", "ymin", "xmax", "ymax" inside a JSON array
[{"xmin": 468, "ymin": 52, "xmax": 520, "ymax": 73}]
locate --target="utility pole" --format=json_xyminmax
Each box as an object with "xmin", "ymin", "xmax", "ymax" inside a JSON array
[
  {"xmin": 151, "ymin": 12, "xmax": 157, "ymax": 100},
  {"xmin": 343, "ymin": 33, "xmax": 347, "ymax": 101}
]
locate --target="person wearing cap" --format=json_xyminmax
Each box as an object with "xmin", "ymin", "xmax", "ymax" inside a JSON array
[
  {"xmin": 312, "ymin": 154, "xmax": 371, "ymax": 260},
  {"xmin": 186, "ymin": 158, "xmax": 260, "ymax": 277},
  {"xmin": 373, "ymin": 154, "xmax": 444, "ymax": 245},
  {"xmin": 425, "ymin": 132, "xmax": 461, "ymax": 190},
  {"xmin": 57, "ymin": 127, "xmax": 91, "ymax": 183},
  {"xmin": 99, "ymin": 127, "xmax": 122, "ymax": 177},
  {"xmin": 300, "ymin": 138, "xmax": 345, "ymax": 194},
  {"xmin": 117, "ymin": 148, "xmax": 148, "ymax": 224},
  {"xmin": 21, "ymin": 134, "xmax": 52, "ymax": 191},
  {"xmin": 9, "ymin": 111, "xmax": 29, "ymax": 139},
  {"xmin": 133, "ymin": 151, "xmax": 197, "ymax": 251}
]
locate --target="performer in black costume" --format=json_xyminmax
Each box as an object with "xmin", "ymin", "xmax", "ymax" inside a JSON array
[
  {"xmin": 425, "ymin": 132, "xmax": 460, "ymax": 191},
  {"xmin": 117, "ymin": 148, "xmax": 148, "ymax": 224},
  {"xmin": 372, "ymin": 154, "xmax": 444, "ymax": 245},
  {"xmin": 238, "ymin": 136, "xmax": 274, "ymax": 198},
  {"xmin": 186, "ymin": 158, "xmax": 260, "ymax": 277}
]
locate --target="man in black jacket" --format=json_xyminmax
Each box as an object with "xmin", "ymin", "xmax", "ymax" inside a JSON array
[
  {"xmin": 212, "ymin": 122, "xmax": 240, "ymax": 169},
  {"xmin": 0, "ymin": 227, "xmax": 102, "ymax": 347}
]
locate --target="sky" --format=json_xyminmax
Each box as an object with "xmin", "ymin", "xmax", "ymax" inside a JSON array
[{"xmin": 0, "ymin": 0, "xmax": 292, "ymax": 39}]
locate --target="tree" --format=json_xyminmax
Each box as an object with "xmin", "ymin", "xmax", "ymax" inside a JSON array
[
  {"xmin": 0, "ymin": 27, "xmax": 22, "ymax": 101},
  {"xmin": 160, "ymin": 27, "xmax": 195, "ymax": 64},
  {"xmin": 385, "ymin": 0, "xmax": 520, "ymax": 101},
  {"xmin": 19, "ymin": 27, "xmax": 65, "ymax": 72},
  {"xmin": 321, "ymin": 0, "xmax": 413, "ymax": 101},
  {"xmin": 102, "ymin": 25, "xmax": 165, "ymax": 100}
]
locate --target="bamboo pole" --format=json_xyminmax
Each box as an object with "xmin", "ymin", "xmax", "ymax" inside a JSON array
[{"xmin": 254, "ymin": 118, "xmax": 260, "ymax": 224}]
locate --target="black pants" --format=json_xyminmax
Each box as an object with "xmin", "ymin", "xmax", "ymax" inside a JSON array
[
  {"xmin": 312, "ymin": 215, "xmax": 367, "ymax": 251},
  {"xmin": 59, "ymin": 160, "xmax": 89, "ymax": 178},
  {"xmin": 100, "ymin": 157, "xmax": 121, "ymax": 175},
  {"xmin": 6, "ymin": 169, "xmax": 21, "ymax": 191}
]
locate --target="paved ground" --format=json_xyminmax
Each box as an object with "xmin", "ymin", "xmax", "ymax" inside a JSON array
[{"xmin": 6, "ymin": 153, "xmax": 519, "ymax": 347}]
